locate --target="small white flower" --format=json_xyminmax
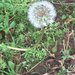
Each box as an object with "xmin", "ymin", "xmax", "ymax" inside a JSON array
[{"xmin": 28, "ymin": 1, "xmax": 57, "ymax": 28}]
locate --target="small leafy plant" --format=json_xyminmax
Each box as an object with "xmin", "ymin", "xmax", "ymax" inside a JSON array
[{"xmin": 0, "ymin": 0, "xmax": 75, "ymax": 75}]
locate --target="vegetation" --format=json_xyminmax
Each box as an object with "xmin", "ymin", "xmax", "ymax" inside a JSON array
[{"xmin": 0, "ymin": 0, "xmax": 75, "ymax": 75}]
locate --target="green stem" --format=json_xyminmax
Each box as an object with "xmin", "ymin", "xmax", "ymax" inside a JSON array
[{"xmin": 34, "ymin": 28, "xmax": 44, "ymax": 48}]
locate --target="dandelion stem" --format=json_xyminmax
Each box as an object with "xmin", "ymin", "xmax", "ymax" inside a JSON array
[
  {"xmin": 34, "ymin": 28, "xmax": 44, "ymax": 48},
  {"xmin": 0, "ymin": 44, "xmax": 30, "ymax": 51}
]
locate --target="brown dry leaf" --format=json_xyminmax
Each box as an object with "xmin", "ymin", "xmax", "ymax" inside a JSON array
[
  {"xmin": 64, "ymin": 18, "xmax": 75, "ymax": 24},
  {"xmin": 13, "ymin": 53, "xmax": 21, "ymax": 64},
  {"xmin": 68, "ymin": 72, "xmax": 75, "ymax": 75}
]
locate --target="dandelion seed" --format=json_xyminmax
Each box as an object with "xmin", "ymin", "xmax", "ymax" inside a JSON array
[{"xmin": 28, "ymin": 1, "xmax": 57, "ymax": 28}]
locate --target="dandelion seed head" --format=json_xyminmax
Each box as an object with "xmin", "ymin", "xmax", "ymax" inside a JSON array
[{"xmin": 28, "ymin": 1, "xmax": 57, "ymax": 28}]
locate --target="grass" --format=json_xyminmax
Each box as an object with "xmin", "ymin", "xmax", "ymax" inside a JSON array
[{"xmin": 0, "ymin": 0, "xmax": 75, "ymax": 75}]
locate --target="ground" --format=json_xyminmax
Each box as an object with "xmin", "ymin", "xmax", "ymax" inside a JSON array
[{"xmin": 0, "ymin": 0, "xmax": 75, "ymax": 75}]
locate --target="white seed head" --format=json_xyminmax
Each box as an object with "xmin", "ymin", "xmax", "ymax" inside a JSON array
[{"xmin": 28, "ymin": 1, "xmax": 57, "ymax": 28}]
